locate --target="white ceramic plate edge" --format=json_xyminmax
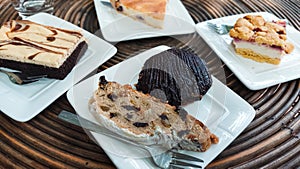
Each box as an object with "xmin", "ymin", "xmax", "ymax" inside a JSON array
[
  {"xmin": 195, "ymin": 12, "xmax": 300, "ymax": 90},
  {"xmin": 66, "ymin": 45, "xmax": 255, "ymax": 168},
  {"xmin": 93, "ymin": 0, "xmax": 196, "ymax": 42},
  {"xmin": 0, "ymin": 13, "xmax": 117, "ymax": 122}
]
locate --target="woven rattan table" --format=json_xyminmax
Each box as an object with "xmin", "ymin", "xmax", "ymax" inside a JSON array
[{"xmin": 0, "ymin": 0, "xmax": 299, "ymax": 168}]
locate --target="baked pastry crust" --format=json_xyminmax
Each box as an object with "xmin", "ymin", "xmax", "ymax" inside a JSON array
[
  {"xmin": 235, "ymin": 48, "xmax": 281, "ymax": 65},
  {"xmin": 110, "ymin": 0, "xmax": 168, "ymax": 28}
]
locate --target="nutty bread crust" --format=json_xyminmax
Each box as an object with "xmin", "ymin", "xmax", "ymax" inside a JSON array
[{"xmin": 89, "ymin": 76, "xmax": 218, "ymax": 152}]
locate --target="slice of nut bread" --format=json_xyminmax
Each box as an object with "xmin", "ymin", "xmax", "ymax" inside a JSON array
[{"xmin": 89, "ymin": 76, "xmax": 218, "ymax": 152}]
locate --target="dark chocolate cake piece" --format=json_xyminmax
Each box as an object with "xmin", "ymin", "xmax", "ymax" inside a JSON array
[
  {"xmin": 136, "ymin": 48, "xmax": 212, "ymax": 107},
  {"xmin": 0, "ymin": 20, "xmax": 87, "ymax": 80}
]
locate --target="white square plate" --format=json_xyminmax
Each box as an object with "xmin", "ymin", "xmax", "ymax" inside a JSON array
[
  {"xmin": 0, "ymin": 13, "xmax": 117, "ymax": 122},
  {"xmin": 196, "ymin": 12, "xmax": 300, "ymax": 90},
  {"xmin": 67, "ymin": 45, "xmax": 255, "ymax": 168},
  {"xmin": 93, "ymin": 0, "xmax": 195, "ymax": 42}
]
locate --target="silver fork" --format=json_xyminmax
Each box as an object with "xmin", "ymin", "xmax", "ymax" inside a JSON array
[
  {"xmin": 58, "ymin": 110, "xmax": 204, "ymax": 169},
  {"xmin": 99, "ymin": 0, "xmax": 112, "ymax": 7},
  {"xmin": 207, "ymin": 19, "xmax": 290, "ymax": 35},
  {"xmin": 0, "ymin": 68, "xmax": 47, "ymax": 85},
  {"xmin": 207, "ymin": 22, "xmax": 233, "ymax": 35}
]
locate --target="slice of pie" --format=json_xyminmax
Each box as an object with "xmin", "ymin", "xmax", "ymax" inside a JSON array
[
  {"xmin": 110, "ymin": 0, "xmax": 168, "ymax": 29},
  {"xmin": 229, "ymin": 15, "xmax": 294, "ymax": 65}
]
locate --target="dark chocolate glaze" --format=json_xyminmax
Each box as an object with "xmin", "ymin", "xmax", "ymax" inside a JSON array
[
  {"xmin": 28, "ymin": 52, "xmax": 40, "ymax": 60},
  {"xmin": 47, "ymin": 37, "xmax": 56, "ymax": 42}
]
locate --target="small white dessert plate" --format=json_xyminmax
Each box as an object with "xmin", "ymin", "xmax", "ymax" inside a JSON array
[
  {"xmin": 93, "ymin": 0, "xmax": 195, "ymax": 42},
  {"xmin": 67, "ymin": 45, "xmax": 255, "ymax": 168},
  {"xmin": 196, "ymin": 12, "xmax": 300, "ymax": 90},
  {"xmin": 0, "ymin": 13, "xmax": 117, "ymax": 122}
]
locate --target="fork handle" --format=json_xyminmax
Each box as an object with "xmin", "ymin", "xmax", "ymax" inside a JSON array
[
  {"xmin": 58, "ymin": 110, "xmax": 145, "ymax": 148},
  {"xmin": 0, "ymin": 69, "xmax": 23, "ymax": 84}
]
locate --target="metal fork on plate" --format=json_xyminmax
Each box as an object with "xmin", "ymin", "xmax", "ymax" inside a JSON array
[
  {"xmin": 0, "ymin": 68, "xmax": 47, "ymax": 85},
  {"xmin": 207, "ymin": 22, "xmax": 233, "ymax": 35},
  {"xmin": 58, "ymin": 110, "xmax": 204, "ymax": 169},
  {"xmin": 207, "ymin": 19, "xmax": 289, "ymax": 35}
]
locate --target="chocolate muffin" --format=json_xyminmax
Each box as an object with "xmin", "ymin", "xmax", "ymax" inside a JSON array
[{"xmin": 136, "ymin": 48, "xmax": 212, "ymax": 107}]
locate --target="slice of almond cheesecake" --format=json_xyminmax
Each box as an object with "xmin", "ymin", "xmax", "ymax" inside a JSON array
[{"xmin": 110, "ymin": 0, "xmax": 168, "ymax": 29}]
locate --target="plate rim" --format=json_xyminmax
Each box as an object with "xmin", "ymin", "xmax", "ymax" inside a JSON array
[
  {"xmin": 67, "ymin": 45, "xmax": 256, "ymax": 168},
  {"xmin": 195, "ymin": 11, "xmax": 300, "ymax": 90},
  {"xmin": 93, "ymin": 0, "xmax": 196, "ymax": 42},
  {"xmin": 0, "ymin": 13, "xmax": 117, "ymax": 122}
]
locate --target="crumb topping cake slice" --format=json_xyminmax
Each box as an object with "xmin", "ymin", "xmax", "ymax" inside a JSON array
[
  {"xmin": 89, "ymin": 76, "xmax": 218, "ymax": 152},
  {"xmin": 110, "ymin": 0, "xmax": 168, "ymax": 28},
  {"xmin": 229, "ymin": 15, "xmax": 294, "ymax": 65}
]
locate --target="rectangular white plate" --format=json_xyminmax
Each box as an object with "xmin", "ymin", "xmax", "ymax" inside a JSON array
[
  {"xmin": 196, "ymin": 12, "xmax": 300, "ymax": 90},
  {"xmin": 0, "ymin": 13, "xmax": 117, "ymax": 122},
  {"xmin": 67, "ymin": 45, "xmax": 255, "ymax": 168},
  {"xmin": 94, "ymin": 0, "xmax": 195, "ymax": 42}
]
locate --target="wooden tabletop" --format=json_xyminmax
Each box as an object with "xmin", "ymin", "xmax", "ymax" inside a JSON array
[{"xmin": 0, "ymin": 0, "xmax": 299, "ymax": 168}]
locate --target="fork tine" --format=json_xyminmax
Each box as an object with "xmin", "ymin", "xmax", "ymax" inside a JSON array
[
  {"xmin": 207, "ymin": 22, "xmax": 233, "ymax": 34},
  {"xmin": 15, "ymin": 72, "xmax": 47, "ymax": 80},
  {"xmin": 25, "ymin": 74, "xmax": 47, "ymax": 80},
  {"xmin": 207, "ymin": 22, "xmax": 217, "ymax": 28},
  {"xmin": 17, "ymin": 73, "xmax": 47, "ymax": 84},
  {"xmin": 171, "ymin": 150, "xmax": 204, "ymax": 162},
  {"xmin": 21, "ymin": 79, "xmax": 39, "ymax": 84},
  {"xmin": 16, "ymin": 74, "xmax": 46, "ymax": 84},
  {"xmin": 168, "ymin": 164, "xmax": 186, "ymax": 169},
  {"xmin": 170, "ymin": 160, "xmax": 203, "ymax": 168}
]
